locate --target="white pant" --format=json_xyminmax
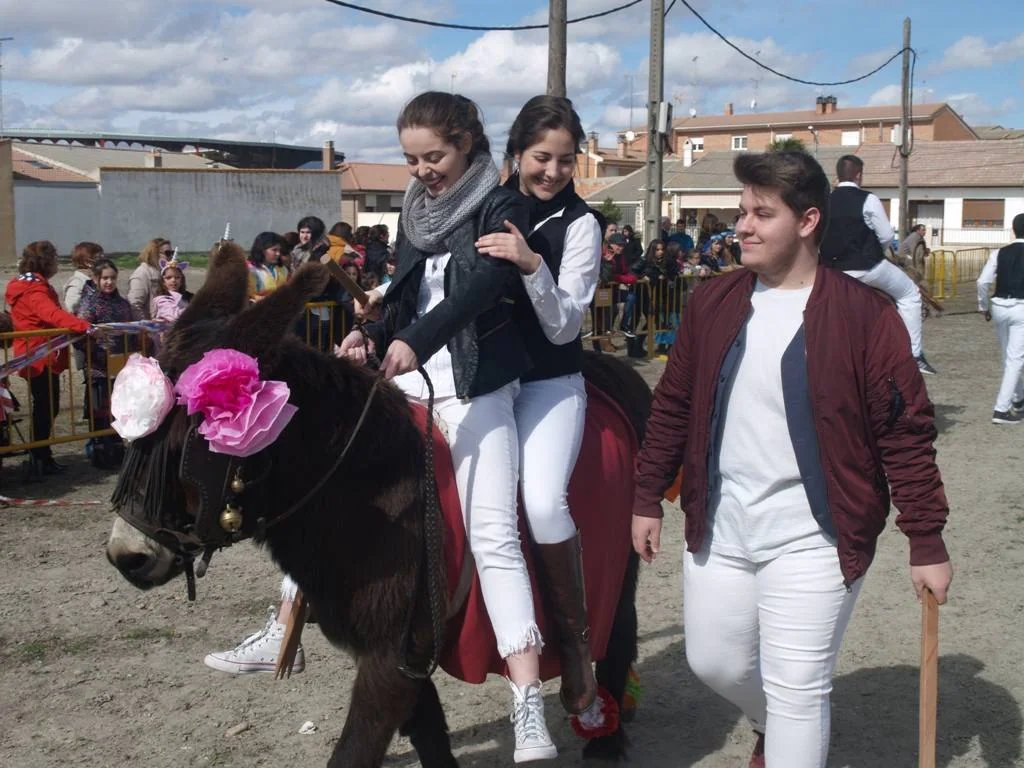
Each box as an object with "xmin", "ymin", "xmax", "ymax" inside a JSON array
[
  {"xmin": 412, "ymin": 381, "xmax": 541, "ymax": 659},
  {"xmin": 992, "ymin": 302, "xmax": 1024, "ymax": 412},
  {"xmin": 515, "ymin": 375, "xmax": 587, "ymax": 545},
  {"xmin": 684, "ymin": 546, "xmax": 862, "ymax": 768},
  {"xmin": 846, "ymin": 259, "xmax": 923, "ymax": 357}
]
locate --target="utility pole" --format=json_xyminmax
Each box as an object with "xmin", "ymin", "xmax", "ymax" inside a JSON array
[
  {"xmin": 0, "ymin": 37, "xmax": 13, "ymax": 138},
  {"xmin": 644, "ymin": 0, "xmax": 665, "ymax": 246},
  {"xmin": 898, "ymin": 17, "xmax": 911, "ymax": 246},
  {"xmin": 547, "ymin": 0, "xmax": 567, "ymax": 97}
]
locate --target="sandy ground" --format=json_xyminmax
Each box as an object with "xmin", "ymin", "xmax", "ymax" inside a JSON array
[{"xmin": 0, "ymin": 285, "xmax": 1022, "ymax": 767}]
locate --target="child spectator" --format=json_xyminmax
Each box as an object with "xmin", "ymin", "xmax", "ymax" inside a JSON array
[
  {"xmin": 683, "ymin": 248, "xmax": 712, "ymax": 278},
  {"xmin": 151, "ymin": 258, "xmax": 194, "ymax": 324},
  {"xmin": 247, "ymin": 232, "xmax": 288, "ymax": 301}
]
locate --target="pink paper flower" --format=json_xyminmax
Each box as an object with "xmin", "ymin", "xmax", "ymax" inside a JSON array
[
  {"xmin": 175, "ymin": 349, "xmax": 297, "ymax": 457},
  {"xmin": 110, "ymin": 354, "xmax": 175, "ymax": 441}
]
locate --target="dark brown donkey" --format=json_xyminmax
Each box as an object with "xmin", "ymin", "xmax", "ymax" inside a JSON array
[{"xmin": 106, "ymin": 243, "xmax": 649, "ymax": 767}]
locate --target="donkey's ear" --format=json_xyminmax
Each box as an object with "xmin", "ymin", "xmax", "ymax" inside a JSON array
[
  {"xmin": 223, "ymin": 262, "xmax": 332, "ymax": 356},
  {"xmin": 175, "ymin": 241, "xmax": 249, "ymax": 328}
]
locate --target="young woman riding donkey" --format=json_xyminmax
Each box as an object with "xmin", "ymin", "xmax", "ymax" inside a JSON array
[{"xmin": 106, "ymin": 93, "xmax": 648, "ymax": 768}]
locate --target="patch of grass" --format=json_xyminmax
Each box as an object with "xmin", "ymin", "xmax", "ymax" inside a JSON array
[
  {"xmin": 15, "ymin": 641, "xmax": 49, "ymax": 662},
  {"xmin": 108, "ymin": 252, "xmax": 209, "ymax": 271},
  {"xmin": 123, "ymin": 626, "xmax": 176, "ymax": 642},
  {"xmin": 62, "ymin": 636, "xmax": 99, "ymax": 655}
]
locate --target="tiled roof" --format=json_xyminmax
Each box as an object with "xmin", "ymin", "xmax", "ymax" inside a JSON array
[
  {"xmin": 856, "ymin": 140, "xmax": 1024, "ymax": 187},
  {"xmin": 575, "ymin": 177, "xmax": 621, "ymax": 199},
  {"xmin": 13, "ymin": 141, "xmax": 228, "ymax": 180},
  {"xmin": 340, "ymin": 162, "xmax": 410, "ymax": 193},
  {"xmin": 12, "ymin": 147, "xmax": 94, "ymax": 183},
  {"xmin": 594, "ymin": 147, "xmax": 646, "ymax": 162},
  {"xmin": 973, "ymin": 125, "xmax": 1024, "ymax": 140}
]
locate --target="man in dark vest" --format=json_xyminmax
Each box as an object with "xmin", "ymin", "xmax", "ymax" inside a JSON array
[
  {"xmin": 819, "ymin": 155, "xmax": 937, "ymax": 375},
  {"xmin": 977, "ymin": 212, "xmax": 1024, "ymax": 424}
]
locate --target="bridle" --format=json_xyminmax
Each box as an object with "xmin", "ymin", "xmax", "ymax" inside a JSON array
[{"xmin": 111, "ymin": 357, "xmax": 447, "ymax": 679}]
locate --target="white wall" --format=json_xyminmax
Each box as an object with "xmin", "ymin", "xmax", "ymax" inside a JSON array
[
  {"xmin": 14, "ymin": 181, "xmax": 103, "ymax": 255},
  {"xmin": 99, "ymin": 170, "xmax": 341, "ymax": 252},
  {"xmin": 1005, "ymin": 197, "xmax": 1024, "ymax": 227}
]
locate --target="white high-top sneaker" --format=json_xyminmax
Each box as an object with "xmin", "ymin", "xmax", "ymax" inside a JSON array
[
  {"xmin": 203, "ymin": 606, "xmax": 305, "ymax": 674},
  {"xmin": 508, "ymin": 679, "xmax": 557, "ymax": 763}
]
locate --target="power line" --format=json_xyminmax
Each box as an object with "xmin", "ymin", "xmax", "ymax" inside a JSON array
[
  {"xmin": 675, "ymin": 0, "xmax": 912, "ymax": 87},
  {"xmin": 320, "ymin": 0, "xmax": 643, "ymax": 31}
]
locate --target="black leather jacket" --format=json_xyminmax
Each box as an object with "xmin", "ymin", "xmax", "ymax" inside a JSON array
[{"xmin": 372, "ymin": 186, "xmax": 532, "ymax": 399}]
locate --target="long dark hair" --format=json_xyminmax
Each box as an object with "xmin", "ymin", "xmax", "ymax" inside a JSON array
[
  {"xmin": 506, "ymin": 94, "xmax": 585, "ymax": 158},
  {"xmin": 397, "ymin": 91, "xmax": 490, "ymax": 157},
  {"xmin": 250, "ymin": 231, "xmax": 280, "ymax": 266}
]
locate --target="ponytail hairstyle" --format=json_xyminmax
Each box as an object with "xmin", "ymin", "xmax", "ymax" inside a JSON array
[
  {"xmin": 505, "ymin": 94, "xmax": 585, "ymax": 160},
  {"xmin": 396, "ymin": 91, "xmax": 490, "ymax": 158}
]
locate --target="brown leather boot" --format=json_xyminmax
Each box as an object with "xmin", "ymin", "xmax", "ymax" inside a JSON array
[{"xmin": 534, "ymin": 532, "xmax": 598, "ymax": 715}]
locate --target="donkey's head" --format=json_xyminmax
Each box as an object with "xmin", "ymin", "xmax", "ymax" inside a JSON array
[{"xmin": 106, "ymin": 241, "xmax": 332, "ymax": 592}]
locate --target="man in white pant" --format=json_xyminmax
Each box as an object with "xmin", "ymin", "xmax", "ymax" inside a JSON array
[
  {"xmin": 977, "ymin": 213, "xmax": 1024, "ymax": 425},
  {"xmin": 819, "ymin": 154, "xmax": 937, "ymax": 375}
]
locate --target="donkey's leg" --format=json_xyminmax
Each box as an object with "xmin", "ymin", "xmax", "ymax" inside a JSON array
[
  {"xmin": 584, "ymin": 549, "xmax": 640, "ymax": 761},
  {"xmin": 327, "ymin": 652, "xmax": 421, "ymax": 768},
  {"xmin": 398, "ymin": 677, "xmax": 459, "ymax": 768}
]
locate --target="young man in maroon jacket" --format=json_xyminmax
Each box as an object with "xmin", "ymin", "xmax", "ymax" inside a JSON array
[{"xmin": 631, "ymin": 151, "xmax": 953, "ymax": 768}]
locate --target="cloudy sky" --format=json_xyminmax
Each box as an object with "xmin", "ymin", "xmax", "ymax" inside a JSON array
[{"xmin": 3, "ymin": 0, "xmax": 1021, "ymax": 162}]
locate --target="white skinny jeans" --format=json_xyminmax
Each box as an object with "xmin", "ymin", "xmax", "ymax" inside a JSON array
[
  {"xmin": 515, "ymin": 374, "xmax": 587, "ymax": 545},
  {"xmin": 992, "ymin": 302, "xmax": 1024, "ymax": 412},
  {"xmin": 684, "ymin": 546, "xmax": 862, "ymax": 768},
  {"xmin": 413, "ymin": 381, "xmax": 541, "ymax": 658},
  {"xmin": 846, "ymin": 259, "xmax": 923, "ymax": 357}
]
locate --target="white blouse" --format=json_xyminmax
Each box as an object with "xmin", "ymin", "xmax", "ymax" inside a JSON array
[{"xmin": 393, "ymin": 253, "xmax": 457, "ymax": 400}]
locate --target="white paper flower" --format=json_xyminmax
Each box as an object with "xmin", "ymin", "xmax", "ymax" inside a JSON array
[{"xmin": 110, "ymin": 354, "xmax": 175, "ymax": 441}]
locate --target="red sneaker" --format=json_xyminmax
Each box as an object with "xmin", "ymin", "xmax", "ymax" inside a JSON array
[{"xmin": 748, "ymin": 731, "xmax": 765, "ymax": 768}]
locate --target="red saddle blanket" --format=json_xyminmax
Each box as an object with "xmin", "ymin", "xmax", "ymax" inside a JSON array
[{"xmin": 410, "ymin": 382, "xmax": 638, "ymax": 685}]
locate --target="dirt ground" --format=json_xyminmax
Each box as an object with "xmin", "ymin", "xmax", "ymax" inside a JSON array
[{"xmin": 0, "ymin": 287, "xmax": 1022, "ymax": 768}]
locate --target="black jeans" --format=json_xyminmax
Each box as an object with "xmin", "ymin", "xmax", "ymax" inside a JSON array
[{"xmin": 29, "ymin": 372, "xmax": 60, "ymax": 460}]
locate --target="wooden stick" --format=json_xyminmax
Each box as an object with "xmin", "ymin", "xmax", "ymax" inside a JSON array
[
  {"xmin": 919, "ymin": 588, "xmax": 939, "ymax": 768},
  {"xmin": 275, "ymin": 589, "xmax": 308, "ymax": 680},
  {"xmin": 324, "ymin": 259, "xmax": 370, "ymax": 307}
]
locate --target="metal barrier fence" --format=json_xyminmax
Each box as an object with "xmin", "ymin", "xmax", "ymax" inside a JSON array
[
  {"xmin": 923, "ymin": 247, "xmax": 993, "ymax": 300},
  {"xmin": 0, "ymin": 302, "xmax": 348, "ymax": 459}
]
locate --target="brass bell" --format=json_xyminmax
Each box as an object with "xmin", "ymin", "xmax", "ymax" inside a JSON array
[
  {"xmin": 230, "ymin": 474, "xmax": 246, "ymax": 494},
  {"xmin": 219, "ymin": 504, "xmax": 244, "ymax": 533}
]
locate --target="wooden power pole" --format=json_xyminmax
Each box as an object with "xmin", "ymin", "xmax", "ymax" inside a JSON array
[
  {"xmin": 898, "ymin": 17, "xmax": 911, "ymax": 245},
  {"xmin": 644, "ymin": 0, "xmax": 666, "ymax": 246},
  {"xmin": 547, "ymin": 0, "xmax": 567, "ymax": 97}
]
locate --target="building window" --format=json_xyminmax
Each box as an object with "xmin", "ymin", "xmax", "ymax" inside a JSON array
[
  {"xmin": 962, "ymin": 199, "xmax": 1005, "ymax": 228},
  {"xmin": 731, "ymin": 136, "xmax": 748, "ymax": 151},
  {"xmin": 774, "ymin": 133, "xmax": 792, "ymax": 142},
  {"xmin": 841, "ymin": 130, "xmax": 860, "ymax": 146},
  {"xmin": 691, "ymin": 137, "xmax": 704, "ymax": 151}
]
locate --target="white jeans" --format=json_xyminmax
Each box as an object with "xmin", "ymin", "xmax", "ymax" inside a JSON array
[
  {"xmin": 992, "ymin": 302, "xmax": 1024, "ymax": 412},
  {"xmin": 412, "ymin": 381, "xmax": 541, "ymax": 658},
  {"xmin": 846, "ymin": 259, "xmax": 923, "ymax": 357},
  {"xmin": 515, "ymin": 375, "xmax": 587, "ymax": 545},
  {"xmin": 684, "ymin": 546, "xmax": 862, "ymax": 768}
]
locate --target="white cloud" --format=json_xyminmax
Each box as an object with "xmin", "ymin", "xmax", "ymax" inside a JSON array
[
  {"xmin": 867, "ymin": 84, "xmax": 901, "ymax": 107},
  {"xmin": 933, "ymin": 33, "xmax": 1024, "ymax": 73},
  {"xmin": 944, "ymin": 92, "xmax": 1018, "ymax": 124}
]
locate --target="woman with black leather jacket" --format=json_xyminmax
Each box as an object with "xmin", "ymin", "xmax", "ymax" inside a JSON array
[{"xmin": 338, "ymin": 91, "xmax": 557, "ymax": 763}]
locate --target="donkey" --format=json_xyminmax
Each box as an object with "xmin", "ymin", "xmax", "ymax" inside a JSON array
[{"xmin": 106, "ymin": 244, "xmax": 650, "ymax": 767}]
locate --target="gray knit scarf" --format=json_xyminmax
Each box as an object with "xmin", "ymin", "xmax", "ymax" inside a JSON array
[{"xmin": 401, "ymin": 151, "xmax": 500, "ymax": 253}]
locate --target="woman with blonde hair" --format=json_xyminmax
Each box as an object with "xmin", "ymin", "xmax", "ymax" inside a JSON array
[{"xmin": 128, "ymin": 237, "xmax": 173, "ymax": 319}]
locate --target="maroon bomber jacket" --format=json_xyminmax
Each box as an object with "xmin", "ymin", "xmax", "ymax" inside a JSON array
[{"xmin": 633, "ymin": 266, "xmax": 949, "ymax": 585}]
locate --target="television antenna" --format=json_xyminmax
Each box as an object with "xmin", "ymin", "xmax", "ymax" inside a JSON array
[{"xmin": 750, "ymin": 49, "xmax": 762, "ymax": 112}]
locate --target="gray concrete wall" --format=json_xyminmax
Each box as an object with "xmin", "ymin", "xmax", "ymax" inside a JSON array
[
  {"xmin": 98, "ymin": 169, "xmax": 342, "ymax": 252},
  {"xmin": 0, "ymin": 141, "xmax": 17, "ymax": 266},
  {"xmin": 14, "ymin": 180, "xmax": 103, "ymax": 256}
]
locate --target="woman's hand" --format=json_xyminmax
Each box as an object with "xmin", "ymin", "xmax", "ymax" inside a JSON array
[
  {"xmin": 381, "ymin": 339, "xmax": 418, "ymax": 379},
  {"xmin": 335, "ymin": 330, "xmax": 373, "ymax": 365},
  {"xmin": 355, "ymin": 290, "xmax": 383, "ymax": 321},
  {"xmin": 475, "ymin": 220, "xmax": 542, "ymax": 274},
  {"xmin": 911, "ymin": 561, "xmax": 953, "ymax": 604}
]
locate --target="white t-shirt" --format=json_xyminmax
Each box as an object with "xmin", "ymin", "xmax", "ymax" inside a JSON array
[
  {"xmin": 393, "ymin": 253, "xmax": 457, "ymax": 400},
  {"xmin": 708, "ymin": 280, "xmax": 835, "ymax": 562}
]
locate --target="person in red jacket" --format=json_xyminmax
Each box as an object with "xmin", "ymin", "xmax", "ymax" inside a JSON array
[
  {"xmin": 630, "ymin": 152, "xmax": 953, "ymax": 768},
  {"xmin": 6, "ymin": 241, "xmax": 95, "ymax": 476}
]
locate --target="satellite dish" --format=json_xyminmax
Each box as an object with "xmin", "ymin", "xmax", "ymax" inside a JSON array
[
  {"xmin": 750, "ymin": 99, "xmax": 757, "ymax": 111},
  {"xmin": 624, "ymin": 130, "xmax": 636, "ymax": 142},
  {"xmin": 689, "ymin": 107, "xmax": 697, "ymax": 118}
]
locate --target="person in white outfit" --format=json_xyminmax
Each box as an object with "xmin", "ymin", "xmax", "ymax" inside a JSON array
[
  {"xmin": 818, "ymin": 154, "xmax": 937, "ymax": 375},
  {"xmin": 475, "ymin": 95, "xmax": 603, "ymax": 718},
  {"xmin": 977, "ymin": 213, "xmax": 1024, "ymax": 424},
  {"xmin": 339, "ymin": 91, "xmax": 556, "ymax": 764}
]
